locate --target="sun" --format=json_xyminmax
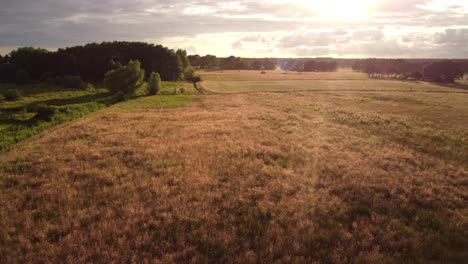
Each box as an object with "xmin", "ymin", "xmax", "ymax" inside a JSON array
[{"xmin": 306, "ymin": 0, "xmax": 376, "ymax": 20}]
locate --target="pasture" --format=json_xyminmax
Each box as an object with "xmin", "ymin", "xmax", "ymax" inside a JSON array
[{"xmin": 0, "ymin": 70, "xmax": 467, "ymax": 263}]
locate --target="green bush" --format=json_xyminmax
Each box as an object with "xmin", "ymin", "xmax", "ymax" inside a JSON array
[
  {"xmin": 191, "ymin": 75, "xmax": 202, "ymax": 83},
  {"xmin": 3, "ymin": 89, "xmax": 22, "ymax": 101},
  {"xmin": 15, "ymin": 69, "xmax": 30, "ymax": 85},
  {"xmin": 148, "ymin": 72, "xmax": 161, "ymax": 95},
  {"xmin": 32, "ymin": 103, "xmax": 55, "ymax": 121},
  {"xmin": 184, "ymin": 67, "xmax": 195, "ymax": 81},
  {"xmin": 104, "ymin": 60, "xmax": 145, "ymax": 94},
  {"xmin": 115, "ymin": 91, "xmax": 128, "ymax": 102}
]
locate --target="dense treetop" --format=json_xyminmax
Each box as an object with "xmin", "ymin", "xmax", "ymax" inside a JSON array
[{"xmin": 0, "ymin": 42, "xmax": 190, "ymax": 83}]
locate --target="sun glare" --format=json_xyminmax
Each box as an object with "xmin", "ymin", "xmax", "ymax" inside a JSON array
[{"xmin": 308, "ymin": 0, "xmax": 375, "ymax": 20}]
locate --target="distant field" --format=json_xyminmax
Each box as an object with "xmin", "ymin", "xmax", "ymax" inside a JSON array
[
  {"xmin": 0, "ymin": 71, "xmax": 467, "ymax": 262},
  {"xmin": 199, "ymin": 68, "xmax": 367, "ymax": 81},
  {"xmin": 200, "ymin": 69, "xmax": 468, "ymax": 93}
]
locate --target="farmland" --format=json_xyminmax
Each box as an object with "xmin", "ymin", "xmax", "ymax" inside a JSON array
[{"xmin": 0, "ymin": 70, "xmax": 467, "ymax": 262}]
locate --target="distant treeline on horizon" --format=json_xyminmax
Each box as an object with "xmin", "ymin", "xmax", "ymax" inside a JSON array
[{"xmin": 1, "ymin": 41, "xmax": 467, "ymax": 84}]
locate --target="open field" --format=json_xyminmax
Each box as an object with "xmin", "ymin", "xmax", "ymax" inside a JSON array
[
  {"xmin": 198, "ymin": 69, "xmax": 368, "ymax": 81},
  {"xmin": 0, "ymin": 71, "xmax": 467, "ymax": 262},
  {"xmin": 200, "ymin": 70, "xmax": 468, "ymax": 94}
]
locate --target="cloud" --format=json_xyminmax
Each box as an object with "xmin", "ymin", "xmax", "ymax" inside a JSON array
[
  {"xmin": 0, "ymin": 0, "xmax": 468, "ymax": 57},
  {"xmin": 352, "ymin": 30, "xmax": 384, "ymax": 42},
  {"xmin": 434, "ymin": 28, "xmax": 468, "ymax": 45}
]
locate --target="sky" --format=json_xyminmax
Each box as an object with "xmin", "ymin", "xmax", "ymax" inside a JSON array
[{"xmin": 1, "ymin": 0, "xmax": 468, "ymax": 58}]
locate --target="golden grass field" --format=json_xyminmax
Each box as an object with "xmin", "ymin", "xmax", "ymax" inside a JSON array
[{"xmin": 0, "ymin": 70, "xmax": 467, "ymax": 263}]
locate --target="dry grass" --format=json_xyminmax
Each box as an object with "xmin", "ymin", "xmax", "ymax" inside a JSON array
[
  {"xmin": 198, "ymin": 69, "xmax": 368, "ymax": 81},
  {"xmin": 0, "ymin": 71, "xmax": 467, "ymax": 263}
]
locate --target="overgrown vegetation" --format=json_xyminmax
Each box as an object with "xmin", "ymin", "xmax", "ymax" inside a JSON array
[
  {"xmin": 3, "ymin": 88, "xmax": 21, "ymax": 101},
  {"xmin": 0, "ymin": 83, "xmax": 115, "ymax": 150},
  {"xmin": 104, "ymin": 60, "xmax": 145, "ymax": 96},
  {"xmin": 148, "ymin": 72, "xmax": 161, "ymax": 95}
]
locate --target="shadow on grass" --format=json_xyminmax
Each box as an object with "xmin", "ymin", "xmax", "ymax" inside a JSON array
[
  {"xmin": 1, "ymin": 92, "xmax": 115, "ymax": 112},
  {"xmin": 430, "ymin": 82, "xmax": 468, "ymax": 91}
]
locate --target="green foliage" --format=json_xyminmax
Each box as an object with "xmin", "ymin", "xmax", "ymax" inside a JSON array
[
  {"xmin": 3, "ymin": 89, "xmax": 22, "ymax": 101},
  {"xmin": 32, "ymin": 103, "xmax": 55, "ymax": 121},
  {"xmin": 116, "ymin": 94, "xmax": 192, "ymax": 112},
  {"xmin": 176, "ymin": 49, "xmax": 190, "ymax": 69},
  {"xmin": 148, "ymin": 72, "xmax": 162, "ymax": 95},
  {"xmin": 115, "ymin": 91, "xmax": 128, "ymax": 102},
  {"xmin": 0, "ymin": 83, "xmax": 114, "ymax": 150},
  {"xmin": 104, "ymin": 60, "xmax": 145, "ymax": 94},
  {"xmin": 183, "ymin": 67, "xmax": 195, "ymax": 81},
  {"xmin": 191, "ymin": 75, "xmax": 202, "ymax": 83}
]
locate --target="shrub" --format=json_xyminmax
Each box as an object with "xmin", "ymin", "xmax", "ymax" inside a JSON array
[
  {"xmin": 15, "ymin": 69, "xmax": 30, "ymax": 85},
  {"xmin": 32, "ymin": 103, "xmax": 55, "ymax": 121},
  {"xmin": 104, "ymin": 60, "xmax": 145, "ymax": 94},
  {"xmin": 191, "ymin": 75, "xmax": 202, "ymax": 83},
  {"xmin": 148, "ymin": 72, "xmax": 162, "ymax": 95},
  {"xmin": 184, "ymin": 67, "xmax": 195, "ymax": 81},
  {"xmin": 115, "ymin": 91, "xmax": 128, "ymax": 102},
  {"xmin": 3, "ymin": 89, "xmax": 22, "ymax": 101}
]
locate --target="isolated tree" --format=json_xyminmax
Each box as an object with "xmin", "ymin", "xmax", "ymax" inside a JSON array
[
  {"xmin": 104, "ymin": 60, "xmax": 145, "ymax": 94},
  {"xmin": 423, "ymin": 61, "xmax": 464, "ymax": 83},
  {"xmin": 148, "ymin": 72, "xmax": 162, "ymax": 95}
]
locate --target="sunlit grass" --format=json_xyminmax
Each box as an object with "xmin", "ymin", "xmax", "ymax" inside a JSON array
[{"xmin": 0, "ymin": 71, "xmax": 466, "ymax": 262}]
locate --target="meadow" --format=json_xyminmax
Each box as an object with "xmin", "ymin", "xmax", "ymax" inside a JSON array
[{"xmin": 0, "ymin": 70, "xmax": 467, "ymax": 263}]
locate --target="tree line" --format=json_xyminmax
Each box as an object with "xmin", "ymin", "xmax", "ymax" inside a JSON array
[
  {"xmin": 188, "ymin": 55, "xmax": 277, "ymax": 70},
  {"xmin": 352, "ymin": 59, "xmax": 465, "ymax": 83},
  {"xmin": 0, "ymin": 42, "xmax": 192, "ymax": 84},
  {"xmin": 293, "ymin": 60, "xmax": 338, "ymax": 72},
  {"xmin": 187, "ymin": 55, "xmax": 341, "ymax": 72}
]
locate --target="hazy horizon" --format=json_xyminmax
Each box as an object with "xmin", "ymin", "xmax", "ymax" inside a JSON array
[{"xmin": 1, "ymin": 0, "xmax": 468, "ymax": 58}]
